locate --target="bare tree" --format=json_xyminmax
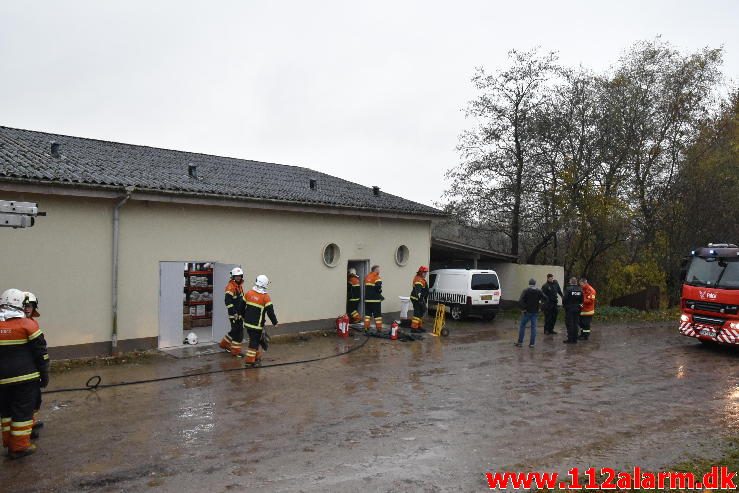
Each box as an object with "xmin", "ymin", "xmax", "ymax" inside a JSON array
[{"xmin": 445, "ymin": 48, "xmax": 559, "ymax": 257}]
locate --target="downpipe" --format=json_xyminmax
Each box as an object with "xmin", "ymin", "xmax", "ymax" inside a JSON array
[{"xmin": 112, "ymin": 186, "xmax": 134, "ymax": 355}]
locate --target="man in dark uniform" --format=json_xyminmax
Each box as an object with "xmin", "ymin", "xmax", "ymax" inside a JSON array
[
  {"xmin": 562, "ymin": 277, "xmax": 584, "ymax": 344},
  {"xmin": 515, "ymin": 279, "xmax": 547, "ymax": 347},
  {"xmin": 541, "ymin": 274, "xmax": 563, "ymax": 334}
]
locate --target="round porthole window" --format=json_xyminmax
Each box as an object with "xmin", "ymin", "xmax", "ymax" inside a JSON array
[
  {"xmin": 322, "ymin": 243, "xmax": 340, "ymax": 267},
  {"xmin": 395, "ymin": 245, "xmax": 409, "ymax": 266}
]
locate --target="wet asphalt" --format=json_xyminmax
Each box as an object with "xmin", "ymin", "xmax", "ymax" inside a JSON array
[{"xmin": 1, "ymin": 317, "xmax": 738, "ymax": 492}]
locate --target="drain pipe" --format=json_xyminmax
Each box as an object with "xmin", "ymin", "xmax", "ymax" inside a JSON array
[{"xmin": 112, "ymin": 186, "xmax": 134, "ymax": 355}]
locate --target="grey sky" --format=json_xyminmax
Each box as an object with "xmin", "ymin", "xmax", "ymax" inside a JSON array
[{"xmin": 1, "ymin": 1, "xmax": 737, "ymax": 207}]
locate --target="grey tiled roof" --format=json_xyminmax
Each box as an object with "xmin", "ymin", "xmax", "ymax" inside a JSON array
[{"xmin": 0, "ymin": 126, "xmax": 443, "ymax": 217}]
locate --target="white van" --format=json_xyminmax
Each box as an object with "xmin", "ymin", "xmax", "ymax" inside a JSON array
[{"xmin": 428, "ymin": 269, "xmax": 502, "ymax": 321}]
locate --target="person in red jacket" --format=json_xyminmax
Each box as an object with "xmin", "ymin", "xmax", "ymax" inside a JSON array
[
  {"xmin": 0, "ymin": 288, "xmax": 49, "ymax": 459},
  {"xmin": 220, "ymin": 267, "xmax": 246, "ymax": 357},
  {"xmin": 578, "ymin": 278, "xmax": 597, "ymax": 340},
  {"xmin": 242, "ymin": 275, "xmax": 278, "ymax": 366}
]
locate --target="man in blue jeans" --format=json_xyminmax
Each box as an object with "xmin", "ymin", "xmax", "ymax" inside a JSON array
[{"xmin": 515, "ymin": 278, "xmax": 547, "ymax": 348}]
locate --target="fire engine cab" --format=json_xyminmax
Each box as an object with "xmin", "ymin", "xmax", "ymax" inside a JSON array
[{"xmin": 679, "ymin": 243, "xmax": 739, "ymax": 345}]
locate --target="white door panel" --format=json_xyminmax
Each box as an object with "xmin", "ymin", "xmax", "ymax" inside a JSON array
[{"xmin": 159, "ymin": 262, "xmax": 186, "ymax": 348}]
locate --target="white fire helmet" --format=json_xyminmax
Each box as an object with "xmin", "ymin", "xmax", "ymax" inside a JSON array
[
  {"xmin": 23, "ymin": 292, "xmax": 40, "ymax": 317},
  {"xmin": 348, "ymin": 268, "xmax": 357, "ymax": 276},
  {"xmin": 0, "ymin": 289, "xmax": 26, "ymax": 310},
  {"xmin": 230, "ymin": 267, "xmax": 244, "ymax": 277},
  {"xmin": 185, "ymin": 331, "xmax": 198, "ymax": 345},
  {"xmin": 254, "ymin": 274, "xmax": 270, "ymax": 293},
  {"xmin": 24, "ymin": 292, "xmax": 38, "ymax": 305}
]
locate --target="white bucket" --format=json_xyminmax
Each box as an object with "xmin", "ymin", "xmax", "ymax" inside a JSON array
[{"xmin": 399, "ymin": 296, "xmax": 411, "ymax": 319}]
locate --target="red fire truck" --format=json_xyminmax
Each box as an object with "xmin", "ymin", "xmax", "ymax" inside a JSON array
[{"xmin": 679, "ymin": 243, "xmax": 739, "ymax": 345}]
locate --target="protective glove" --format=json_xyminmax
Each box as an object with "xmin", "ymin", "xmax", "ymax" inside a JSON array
[
  {"xmin": 260, "ymin": 330, "xmax": 270, "ymax": 351},
  {"xmin": 39, "ymin": 370, "xmax": 49, "ymax": 388}
]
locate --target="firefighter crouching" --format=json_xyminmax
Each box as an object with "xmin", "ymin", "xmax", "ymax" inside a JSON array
[
  {"xmin": 23, "ymin": 292, "xmax": 44, "ymax": 438},
  {"xmin": 0, "ymin": 288, "xmax": 49, "ymax": 459},
  {"xmin": 364, "ymin": 265, "xmax": 383, "ymax": 331},
  {"xmin": 578, "ymin": 278, "xmax": 596, "ymax": 340},
  {"xmin": 243, "ymin": 275, "xmax": 278, "ymax": 366},
  {"xmin": 220, "ymin": 267, "xmax": 246, "ymax": 357},
  {"xmin": 410, "ymin": 266, "xmax": 429, "ymax": 332},
  {"xmin": 346, "ymin": 268, "xmax": 362, "ymax": 323}
]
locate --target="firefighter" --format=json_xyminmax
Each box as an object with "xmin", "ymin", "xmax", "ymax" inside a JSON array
[
  {"xmin": 22, "ymin": 292, "xmax": 44, "ymax": 439},
  {"xmin": 346, "ymin": 268, "xmax": 362, "ymax": 323},
  {"xmin": 562, "ymin": 277, "xmax": 584, "ymax": 344},
  {"xmin": 410, "ymin": 266, "xmax": 429, "ymax": 332},
  {"xmin": 242, "ymin": 275, "xmax": 278, "ymax": 366},
  {"xmin": 578, "ymin": 278, "xmax": 597, "ymax": 340},
  {"xmin": 0, "ymin": 288, "xmax": 49, "ymax": 459},
  {"xmin": 219, "ymin": 267, "xmax": 246, "ymax": 357},
  {"xmin": 364, "ymin": 265, "xmax": 383, "ymax": 331}
]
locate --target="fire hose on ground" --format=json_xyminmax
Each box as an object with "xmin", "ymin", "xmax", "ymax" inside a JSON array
[{"xmin": 42, "ymin": 328, "xmax": 372, "ymax": 395}]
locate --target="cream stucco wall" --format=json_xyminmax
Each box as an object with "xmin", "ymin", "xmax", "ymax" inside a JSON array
[
  {"xmin": 1, "ymin": 192, "xmax": 431, "ymax": 348},
  {"xmin": 490, "ymin": 263, "xmax": 565, "ymax": 303},
  {"xmin": 1, "ymin": 193, "xmax": 113, "ymax": 347}
]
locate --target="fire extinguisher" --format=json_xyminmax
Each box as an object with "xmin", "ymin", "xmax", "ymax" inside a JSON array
[
  {"xmin": 336, "ymin": 314, "xmax": 350, "ymax": 337},
  {"xmin": 390, "ymin": 320, "xmax": 399, "ymax": 340}
]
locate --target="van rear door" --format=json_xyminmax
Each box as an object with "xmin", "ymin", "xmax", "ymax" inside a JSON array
[{"xmin": 470, "ymin": 272, "xmax": 501, "ymax": 305}]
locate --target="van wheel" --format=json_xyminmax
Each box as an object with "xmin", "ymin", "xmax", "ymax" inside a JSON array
[
  {"xmin": 482, "ymin": 312, "xmax": 497, "ymax": 322},
  {"xmin": 449, "ymin": 304, "xmax": 465, "ymax": 321}
]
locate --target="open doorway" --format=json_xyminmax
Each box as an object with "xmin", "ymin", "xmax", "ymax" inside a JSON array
[
  {"xmin": 347, "ymin": 259, "xmax": 370, "ymax": 319},
  {"xmin": 159, "ymin": 261, "xmax": 235, "ymax": 349},
  {"xmin": 183, "ymin": 262, "xmax": 214, "ymax": 343}
]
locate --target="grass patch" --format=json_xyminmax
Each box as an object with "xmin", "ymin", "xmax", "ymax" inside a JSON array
[{"xmin": 496, "ymin": 305, "xmax": 679, "ymax": 323}]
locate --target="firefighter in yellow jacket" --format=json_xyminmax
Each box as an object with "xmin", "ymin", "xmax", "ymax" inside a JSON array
[
  {"xmin": 242, "ymin": 275, "xmax": 278, "ymax": 366},
  {"xmin": 219, "ymin": 267, "xmax": 246, "ymax": 357},
  {"xmin": 410, "ymin": 266, "xmax": 429, "ymax": 331},
  {"xmin": 364, "ymin": 265, "xmax": 383, "ymax": 331},
  {"xmin": 346, "ymin": 268, "xmax": 362, "ymax": 323},
  {"xmin": 0, "ymin": 288, "xmax": 49, "ymax": 459}
]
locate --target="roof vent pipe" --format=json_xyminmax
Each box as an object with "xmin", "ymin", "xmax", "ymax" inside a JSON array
[
  {"xmin": 50, "ymin": 141, "xmax": 60, "ymax": 158},
  {"xmin": 188, "ymin": 164, "xmax": 198, "ymax": 179},
  {"xmin": 309, "ymin": 178, "xmax": 317, "ymax": 190},
  {"xmin": 372, "ymin": 186, "xmax": 380, "ymax": 196}
]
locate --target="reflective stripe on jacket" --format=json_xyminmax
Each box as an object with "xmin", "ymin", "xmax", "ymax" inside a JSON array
[
  {"xmin": 347, "ymin": 275, "xmax": 361, "ymax": 302},
  {"xmin": 243, "ymin": 290, "xmax": 278, "ymax": 330},
  {"xmin": 580, "ymin": 283, "xmax": 596, "ymax": 316},
  {"xmin": 224, "ymin": 280, "xmax": 245, "ymax": 319},
  {"xmin": 410, "ymin": 275, "xmax": 428, "ymax": 302},
  {"xmin": 364, "ymin": 272, "xmax": 383, "ymax": 303},
  {"xmin": 0, "ymin": 316, "xmax": 49, "ymax": 385}
]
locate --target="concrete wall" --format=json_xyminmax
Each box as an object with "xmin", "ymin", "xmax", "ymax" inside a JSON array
[
  {"xmin": 1, "ymin": 192, "xmax": 431, "ymax": 353},
  {"xmin": 490, "ymin": 263, "xmax": 565, "ymax": 304}
]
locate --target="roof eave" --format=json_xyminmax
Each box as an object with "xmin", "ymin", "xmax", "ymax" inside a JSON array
[{"xmin": 0, "ymin": 177, "xmax": 447, "ymax": 221}]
